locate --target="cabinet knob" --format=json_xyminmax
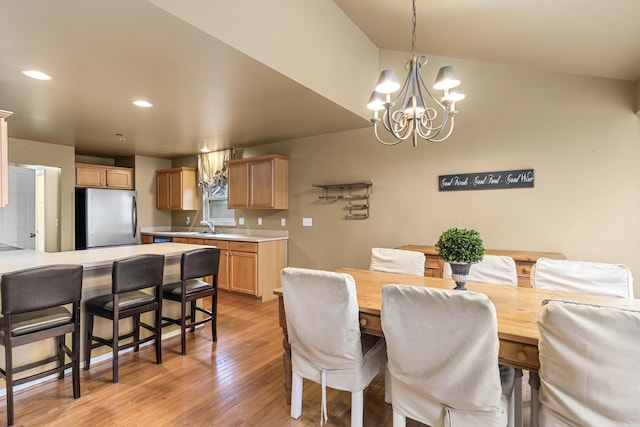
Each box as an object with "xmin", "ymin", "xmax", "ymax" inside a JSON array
[
  {"xmin": 516, "ymin": 351, "xmax": 527, "ymax": 362},
  {"xmin": 359, "ymin": 317, "xmax": 368, "ymax": 327}
]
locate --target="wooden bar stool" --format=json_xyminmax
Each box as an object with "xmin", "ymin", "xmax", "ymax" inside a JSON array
[
  {"xmin": 0, "ymin": 264, "xmax": 83, "ymax": 426},
  {"xmin": 161, "ymin": 248, "xmax": 220, "ymax": 355},
  {"xmin": 84, "ymin": 254, "xmax": 164, "ymax": 383}
]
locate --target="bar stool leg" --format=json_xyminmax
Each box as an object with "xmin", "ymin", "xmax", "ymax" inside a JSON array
[
  {"xmin": 5, "ymin": 338, "xmax": 14, "ymax": 426},
  {"xmin": 112, "ymin": 311, "xmax": 119, "ymax": 383},
  {"xmin": 84, "ymin": 313, "xmax": 94, "ymax": 370}
]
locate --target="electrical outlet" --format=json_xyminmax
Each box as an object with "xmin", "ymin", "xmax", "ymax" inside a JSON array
[
  {"xmin": 239, "ymin": 217, "xmax": 245, "ymax": 225},
  {"xmin": 281, "ymin": 218, "xmax": 286, "ymax": 226},
  {"xmin": 186, "ymin": 216, "xmax": 190, "ymax": 225},
  {"xmin": 258, "ymin": 217, "xmax": 262, "ymax": 226},
  {"xmin": 303, "ymin": 218, "xmax": 312, "ymax": 227}
]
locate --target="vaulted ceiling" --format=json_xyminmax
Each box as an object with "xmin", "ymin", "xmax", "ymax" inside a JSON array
[{"xmin": 1, "ymin": 0, "xmax": 638, "ymax": 159}]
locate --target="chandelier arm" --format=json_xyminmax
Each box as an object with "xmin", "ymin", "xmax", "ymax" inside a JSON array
[
  {"xmin": 373, "ymin": 122, "xmax": 405, "ymax": 146},
  {"xmin": 425, "ymin": 117, "xmax": 455, "ymax": 143},
  {"xmin": 415, "ymin": 60, "xmax": 445, "ymax": 110}
]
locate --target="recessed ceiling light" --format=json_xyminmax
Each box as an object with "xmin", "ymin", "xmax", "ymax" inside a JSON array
[
  {"xmin": 22, "ymin": 70, "xmax": 52, "ymax": 80},
  {"xmin": 133, "ymin": 100, "xmax": 153, "ymax": 108}
]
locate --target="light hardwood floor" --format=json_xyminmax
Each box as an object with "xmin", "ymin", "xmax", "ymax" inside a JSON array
[{"xmin": 1, "ymin": 292, "xmax": 422, "ymax": 427}]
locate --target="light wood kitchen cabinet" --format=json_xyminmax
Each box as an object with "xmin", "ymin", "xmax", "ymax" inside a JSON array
[
  {"xmin": 155, "ymin": 167, "xmax": 197, "ymax": 211},
  {"xmin": 76, "ymin": 163, "xmax": 134, "ymax": 189},
  {"xmin": 228, "ymin": 241, "xmax": 258, "ymax": 295},
  {"xmin": 226, "ymin": 154, "xmax": 288, "ymax": 209},
  {"xmin": 0, "ymin": 110, "xmax": 12, "ymax": 207},
  {"xmin": 396, "ymin": 245, "xmax": 566, "ymax": 287},
  {"xmin": 141, "ymin": 234, "xmax": 154, "ymax": 244}
]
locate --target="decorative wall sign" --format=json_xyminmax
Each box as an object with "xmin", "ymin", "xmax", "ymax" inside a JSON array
[{"xmin": 438, "ymin": 169, "xmax": 534, "ymax": 192}]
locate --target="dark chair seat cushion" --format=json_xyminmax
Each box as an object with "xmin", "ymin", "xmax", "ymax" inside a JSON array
[
  {"xmin": 86, "ymin": 290, "xmax": 155, "ymax": 311},
  {"xmin": 163, "ymin": 278, "xmax": 213, "ymax": 296},
  {"xmin": 0, "ymin": 306, "xmax": 72, "ymax": 338}
]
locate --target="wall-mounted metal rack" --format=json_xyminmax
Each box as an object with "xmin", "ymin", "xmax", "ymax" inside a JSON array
[{"xmin": 312, "ymin": 180, "xmax": 373, "ymax": 219}]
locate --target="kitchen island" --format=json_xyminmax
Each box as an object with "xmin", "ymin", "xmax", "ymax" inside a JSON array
[{"xmin": 0, "ymin": 243, "xmax": 212, "ymax": 391}]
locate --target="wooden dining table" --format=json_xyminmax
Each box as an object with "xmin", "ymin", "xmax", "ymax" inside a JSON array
[{"xmin": 273, "ymin": 267, "xmax": 640, "ymax": 406}]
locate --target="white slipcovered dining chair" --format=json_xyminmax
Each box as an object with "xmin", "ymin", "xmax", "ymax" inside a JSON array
[
  {"xmin": 281, "ymin": 267, "xmax": 387, "ymax": 427},
  {"xmin": 381, "ymin": 284, "xmax": 514, "ymax": 427},
  {"xmin": 369, "ymin": 248, "xmax": 425, "ymax": 276},
  {"xmin": 537, "ymin": 300, "xmax": 640, "ymax": 426},
  {"xmin": 529, "ymin": 257, "xmax": 634, "ymax": 427},
  {"xmin": 444, "ymin": 254, "xmax": 518, "ymax": 286},
  {"xmin": 531, "ymin": 257, "xmax": 634, "ymax": 298},
  {"xmin": 445, "ymin": 255, "xmax": 523, "ymax": 427}
]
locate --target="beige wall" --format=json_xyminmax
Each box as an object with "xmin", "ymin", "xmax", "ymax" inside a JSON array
[
  {"xmin": 8, "ymin": 138, "xmax": 75, "ymax": 251},
  {"xmin": 134, "ymin": 155, "xmax": 172, "ymax": 230},
  {"xmin": 231, "ymin": 51, "xmax": 640, "ymax": 295}
]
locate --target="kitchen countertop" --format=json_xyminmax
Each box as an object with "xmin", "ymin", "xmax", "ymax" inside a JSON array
[
  {"xmin": 141, "ymin": 229, "xmax": 288, "ymax": 243},
  {"xmin": 0, "ymin": 242, "xmax": 210, "ymax": 275}
]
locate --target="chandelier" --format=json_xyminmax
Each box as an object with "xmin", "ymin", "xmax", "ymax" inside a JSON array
[{"xmin": 367, "ymin": 0, "xmax": 464, "ymax": 146}]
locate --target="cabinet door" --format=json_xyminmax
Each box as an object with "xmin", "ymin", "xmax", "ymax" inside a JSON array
[
  {"xmin": 218, "ymin": 250, "xmax": 230, "ymax": 290},
  {"xmin": 227, "ymin": 162, "xmax": 249, "ymax": 208},
  {"xmin": 106, "ymin": 168, "xmax": 133, "ymax": 189},
  {"xmin": 169, "ymin": 171, "xmax": 183, "ymax": 210},
  {"xmin": 229, "ymin": 251, "xmax": 258, "ymax": 295},
  {"xmin": 250, "ymin": 159, "xmax": 274, "ymax": 208},
  {"xmin": 76, "ymin": 166, "xmax": 105, "ymax": 187},
  {"xmin": 156, "ymin": 172, "xmax": 170, "ymax": 210}
]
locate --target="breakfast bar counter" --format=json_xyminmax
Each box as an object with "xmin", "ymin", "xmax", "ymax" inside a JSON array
[{"xmin": 0, "ymin": 243, "xmax": 211, "ymax": 391}]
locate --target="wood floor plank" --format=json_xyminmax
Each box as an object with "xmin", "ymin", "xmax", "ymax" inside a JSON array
[{"xmin": 1, "ymin": 292, "xmax": 424, "ymax": 426}]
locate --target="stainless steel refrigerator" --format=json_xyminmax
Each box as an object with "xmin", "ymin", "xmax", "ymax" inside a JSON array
[{"xmin": 75, "ymin": 188, "xmax": 138, "ymax": 249}]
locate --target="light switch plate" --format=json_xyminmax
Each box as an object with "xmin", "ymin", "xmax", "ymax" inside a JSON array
[
  {"xmin": 281, "ymin": 218, "xmax": 286, "ymax": 226},
  {"xmin": 303, "ymin": 218, "xmax": 312, "ymax": 227},
  {"xmin": 239, "ymin": 217, "xmax": 245, "ymax": 225},
  {"xmin": 258, "ymin": 217, "xmax": 262, "ymax": 226}
]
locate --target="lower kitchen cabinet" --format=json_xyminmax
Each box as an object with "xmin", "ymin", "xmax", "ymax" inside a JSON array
[
  {"xmin": 141, "ymin": 233, "xmax": 286, "ymax": 300},
  {"xmin": 229, "ymin": 248, "xmax": 257, "ymax": 295}
]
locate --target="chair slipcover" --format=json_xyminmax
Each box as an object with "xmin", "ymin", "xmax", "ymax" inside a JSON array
[
  {"xmin": 444, "ymin": 255, "xmax": 518, "ymax": 286},
  {"xmin": 531, "ymin": 258, "xmax": 634, "ymax": 299},
  {"xmin": 281, "ymin": 267, "xmax": 387, "ymax": 426},
  {"xmin": 369, "ymin": 248, "xmax": 425, "ymax": 276},
  {"xmin": 381, "ymin": 284, "xmax": 513, "ymax": 427},
  {"xmin": 537, "ymin": 300, "xmax": 640, "ymax": 426}
]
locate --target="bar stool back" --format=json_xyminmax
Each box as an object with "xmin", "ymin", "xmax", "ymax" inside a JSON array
[
  {"xmin": 161, "ymin": 248, "xmax": 220, "ymax": 355},
  {"xmin": 0, "ymin": 264, "xmax": 83, "ymax": 426},
  {"xmin": 84, "ymin": 254, "xmax": 164, "ymax": 382}
]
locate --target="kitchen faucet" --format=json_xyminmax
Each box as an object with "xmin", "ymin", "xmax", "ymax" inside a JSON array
[{"xmin": 201, "ymin": 220, "xmax": 216, "ymax": 234}]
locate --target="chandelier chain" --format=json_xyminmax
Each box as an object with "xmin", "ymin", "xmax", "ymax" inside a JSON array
[{"xmin": 411, "ymin": 0, "xmax": 417, "ymax": 55}]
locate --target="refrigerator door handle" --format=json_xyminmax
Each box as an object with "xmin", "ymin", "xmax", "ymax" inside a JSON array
[{"xmin": 132, "ymin": 194, "xmax": 138, "ymax": 238}]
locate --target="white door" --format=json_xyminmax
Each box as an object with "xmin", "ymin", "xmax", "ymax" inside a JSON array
[{"xmin": 0, "ymin": 166, "xmax": 36, "ymax": 248}]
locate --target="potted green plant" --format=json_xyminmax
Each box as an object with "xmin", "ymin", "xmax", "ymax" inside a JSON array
[{"xmin": 435, "ymin": 227, "xmax": 485, "ymax": 290}]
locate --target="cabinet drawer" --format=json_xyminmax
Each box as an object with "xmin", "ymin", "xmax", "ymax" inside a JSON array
[
  {"xmin": 518, "ymin": 276, "xmax": 532, "ymax": 288},
  {"xmin": 358, "ymin": 313, "xmax": 383, "ymax": 337},
  {"xmin": 516, "ymin": 263, "xmax": 533, "ymax": 277},
  {"xmin": 210, "ymin": 240, "xmax": 229, "ymax": 250},
  {"xmin": 499, "ymin": 340, "xmax": 539, "ymax": 371},
  {"xmin": 424, "ymin": 268, "xmax": 442, "ymax": 278},
  {"xmin": 424, "ymin": 255, "xmax": 442, "ymax": 268},
  {"xmin": 229, "ymin": 241, "xmax": 258, "ymax": 253}
]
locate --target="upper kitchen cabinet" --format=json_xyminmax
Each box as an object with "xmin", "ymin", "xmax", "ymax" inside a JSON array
[
  {"xmin": 227, "ymin": 154, "xmax": 288, "ymax": 209},
  {"xmin": 0, "ymin": 110, "xmax": 12, "ymax": 207},
  {"xmin": 156, "ymin": 167, "xmax": 197, "ymax": 211},
  {"xmin": 75, "ymin": 163, "xmax": 134, "ymax": 189}
]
